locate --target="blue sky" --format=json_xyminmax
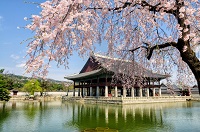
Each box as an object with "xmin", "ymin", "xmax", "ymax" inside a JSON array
[{"xmin": 0, "ymin": 0, "xmax": 86, "ymax": 81}]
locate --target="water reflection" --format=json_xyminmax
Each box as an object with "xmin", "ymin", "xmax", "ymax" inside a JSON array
[
  {"xmin": 0, "ymin": 103, "xmax": 10, "ymax": 132},
  {"xmin": 66, "ymin": 103, "xmax": 177, "ymax": 131},
  {"xmin": 0, "ymin": 101, "xmax": 200, "ymax": 132}
]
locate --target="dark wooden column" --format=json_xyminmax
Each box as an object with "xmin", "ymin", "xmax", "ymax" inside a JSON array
[
  {"xmin": 78, "ymin": 82, "xmax": 80, "ymax": 96},
  {"xmin": 73, "ymin": 81, "xmax": 75, "ymax": 96},
  {"xmin": 148, "ymin": 79, "xmax": 151, "ymax": 96},
  {"xmin": 81, "ymin": 81, "xmax": 84, "ymax": 97}
]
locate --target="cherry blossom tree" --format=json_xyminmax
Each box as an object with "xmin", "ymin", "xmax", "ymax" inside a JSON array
[{"xmin": 25, "ymin": 0, "xmax": 200, "ymax": 94}]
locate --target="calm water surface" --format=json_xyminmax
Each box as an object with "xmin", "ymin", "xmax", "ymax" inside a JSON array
[{"xmin": 0, "ymin": 101, "xmax": 200, "ymax": 132}]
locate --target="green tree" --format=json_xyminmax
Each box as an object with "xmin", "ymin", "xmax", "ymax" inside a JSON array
[
  {"xmin": 23, "ymin": 79, "xmax": 42, "ymax": 95},
  {"xmin": 0, "ymin": 69, "xmax": 11, "ymax": 101},
  {"xmin": 0, "ymin": 69, "xmax": 4, "ymax": 74},
  {"xmin": 4, "ymin": 77, "xmax": 14, "ymax": 90},
  {"xmin": 49, "ymin": 83, "xmax": 65, "ymax": 91},
  {"xmin": 0, "ymin": 75, "xmax": 7, "ymax": 89},
  {"xmin": 38, "ymin": 79, "xmax": 50, "ymax": 96},
  {"xmin": 13, "ymin": 81, "xmax": 24, "ymax": 90},
  {"xmin": 0, "ymin": 88, "xmax": 11, "ymax": 101}
]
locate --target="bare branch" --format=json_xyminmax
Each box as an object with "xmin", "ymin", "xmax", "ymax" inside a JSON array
[
  {"xmin": 87, "ymin": 2, "xmax": 132, "ymax": 11},
  {"xmin": 87, "ymin": 1, "xmax": 175, "ymax": 15},
  {"xmin": 146, "ymin": 42, "xmax": 177, "ymax": 60},
  {"xmin": 129, "ymin": 46, "xmax": 148, "ymax": 53},
  {"xmin": 140, "ymin": 1, "xmax": 175, "ymax": 15}
]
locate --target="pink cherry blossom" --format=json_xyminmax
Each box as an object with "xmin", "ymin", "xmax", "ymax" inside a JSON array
[
  {"xmin": 184, "ymin": 19, "xmax": 191, "ymax": 25},
  {"xmin": 24, "ymin": 0, "xmax": 200, "ymax": 89}
]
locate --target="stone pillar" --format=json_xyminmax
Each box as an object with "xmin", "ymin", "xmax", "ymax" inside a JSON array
[
  {"xmin": 146, "ymin": 88, "xmax": 149, "ymax": 97},
  {"xmin": 90, "ymin": 87, "xmax": 92, "ymax": 96},
  {"xmin": 159, "ymin": 87, "xmax": 162, "ymax": 97},
  {"xmin": 105, "ymin": 86, "xmax": 108, "ymax": 97},
  {"xmin": 140, "ymin": 87, "xmax": 143, "ymax": 97},
  {"xmin": 114, "ymin": 86, "xmax": 118, "ymax": 97},
  {"xmin": 153, "ymin": 88, "xmax": 156, "ymax": 97},
  {"xmin": 123, "ymin": 88, "xmax": 126, "ymax": 97},
  {"xmin": 131, "ymin": 87, "xmax": 134, "ymax": 97},
  {"xmin": 96, "ymin": 86, "xmax": 99, "ymax": 97}
]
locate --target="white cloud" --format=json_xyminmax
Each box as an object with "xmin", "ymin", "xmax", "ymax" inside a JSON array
[
  {"xmin": 16, "ymin": 63, "xmax": 26, "ymax": 68},
  {"xmin": 10, "ymin": 54, "xmax": 20, "ymax": 60}
]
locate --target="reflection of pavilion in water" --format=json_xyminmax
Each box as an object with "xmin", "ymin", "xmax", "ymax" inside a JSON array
[{"xmin": 67, "ymin": 103, "xmax": 174, "ymax": 131}]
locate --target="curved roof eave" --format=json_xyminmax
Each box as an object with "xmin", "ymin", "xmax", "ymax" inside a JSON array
[{"xmin": 65, "ymin": 69, "xmax": 103, "ymax": 80}]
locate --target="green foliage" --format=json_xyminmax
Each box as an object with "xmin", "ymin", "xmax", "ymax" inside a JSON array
[
  {"xmin": 38, "ymin": 79, "xmax": 50, "ymax": 92},
  {"xmin": 0, "ymin": 88, "xmax": 11, "ymax": 101},
  {"xmin": 0, "ymin": 75, "xmax": 7, "ymax": 89},
  {"xmin": 67, "ymin": 85, "xmax": 74, "ymax": 91},
  {"xmin": 0, "ymin": 69, "xmax": 4, "ymax": 73},
  {"xmin": 0, "ymin": 68, "xmax": 67, "ymax": 93},
  {"xmin": 50, "ymin": 83, "xmax": 64, "ymax": 91},
  {"xmin": 39, "ymin": 79, "xmax": 67, "ymax": 92},
  {"xmin": 0, "ymin": 71, "xmax": 14, "ymax": 90},
  {"xmin": 23, "ymin": 79, "xmax": 42, "ymax": 95}
]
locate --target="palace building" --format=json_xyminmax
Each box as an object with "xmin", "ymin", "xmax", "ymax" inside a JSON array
[{"xmin": 65, "ymin": 53, "xmax": 169, "ymax": 98}]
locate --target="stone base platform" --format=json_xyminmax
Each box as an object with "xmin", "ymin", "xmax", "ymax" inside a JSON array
[{"xmin": 62, "ymin": 96, "xmax": 192, "ymax": 104}]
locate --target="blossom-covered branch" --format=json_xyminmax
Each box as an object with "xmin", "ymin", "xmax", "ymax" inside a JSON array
[{"xmin": 25, "ymin": 0, "xmax": 200, "ymax": 93}]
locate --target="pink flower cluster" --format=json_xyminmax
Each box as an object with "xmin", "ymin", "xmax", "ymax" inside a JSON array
[{"xmin": 24, "ymin": 0, "xmax": 200, "ymax": 83}]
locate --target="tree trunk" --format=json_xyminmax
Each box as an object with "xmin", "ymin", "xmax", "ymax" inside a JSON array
[{"xmin": 177, "ymin": 39, "xmax": 200, "ymax": 94}]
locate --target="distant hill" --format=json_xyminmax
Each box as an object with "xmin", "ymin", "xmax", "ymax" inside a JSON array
[
  {"xmin": 0, "ymin": 69, "xmax": 73, "ymax": 91},
  {"xmin": 5, "ymin": 73, "xmax": 66, "ymax": 83}
]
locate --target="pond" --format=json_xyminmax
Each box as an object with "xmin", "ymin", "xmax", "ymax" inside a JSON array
[{"xmin": 0, "ymin": 101, "xmax": 200, "ymax": 132}]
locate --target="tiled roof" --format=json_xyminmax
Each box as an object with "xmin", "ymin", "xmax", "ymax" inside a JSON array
[
  {"xmin": 65, "ymin": 53, "xmax": 169, "ymax": 80},
  {"xmin": 65, "ymin": 69, "xmax": 103, "ymax": 80},
  {"xmin": 92, "ymin": 53, "xmax": 169, "ymax": 79}
]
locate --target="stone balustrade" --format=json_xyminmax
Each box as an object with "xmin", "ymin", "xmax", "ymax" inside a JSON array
[{"xmin": 63, "ymin": 96, "xmax": 192, "ymax": 104}]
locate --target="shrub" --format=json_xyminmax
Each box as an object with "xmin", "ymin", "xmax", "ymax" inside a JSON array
[{"xmin": 0, "ymin": 88, "xmax": 11, "ymax": 101}]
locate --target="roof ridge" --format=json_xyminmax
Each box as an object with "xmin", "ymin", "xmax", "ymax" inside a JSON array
[{"xmin": 92, "ymin": 53, "xmax": 131, "ymax": 62}]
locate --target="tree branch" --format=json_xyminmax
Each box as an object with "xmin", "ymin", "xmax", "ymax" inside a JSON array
[
  {"xmin": 129, "ymin": 46, "xmax": 148, "ymax": 53},
  {"xmin": 146, "ymin": 42, "xmax": 177, "ymax": 60},
  {"xmin": 140, "ymin": 1, "xmax": 175, "ymax": 15},
  {"xmin": 87, "ymin": 2, "xmax": 132, "ymax": 11},
  {"xmin": 87, "ymin": 1, "xmax": 176, "ymax": 16}
]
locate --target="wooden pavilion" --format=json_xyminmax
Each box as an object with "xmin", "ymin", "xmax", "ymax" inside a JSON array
[{"xmin": 65, "ymin": 53, "xmax": 169, "ymax": 98}]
